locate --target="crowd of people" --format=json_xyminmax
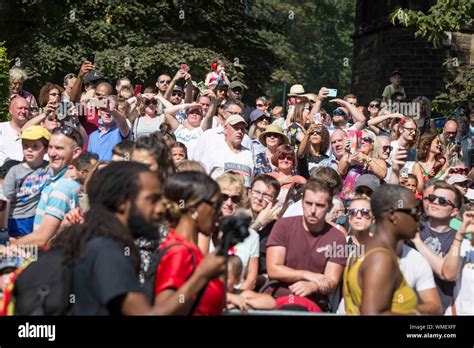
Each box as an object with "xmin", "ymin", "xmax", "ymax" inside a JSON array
[{"xmin": 0, "ymin": 58, "xmax": 473, "ymax": 315}]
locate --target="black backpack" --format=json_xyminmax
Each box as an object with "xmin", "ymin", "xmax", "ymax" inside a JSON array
[
  {"xmin": 13, "ymin": 247, "xmax": 73, "ymax": 316},
  {"xmin": 144, "ymin": 242, "xmax": 207, "ymax": 315}
]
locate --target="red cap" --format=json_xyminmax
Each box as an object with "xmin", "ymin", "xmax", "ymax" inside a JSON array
[{"xmin": 275, "ymin": 296, "xmax": 322, "ymax": 313}]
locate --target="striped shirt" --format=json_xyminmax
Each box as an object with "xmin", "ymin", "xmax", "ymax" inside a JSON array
[{"xmin": 33, "ymin": 168, "xmax": 80, "ymax": 231}]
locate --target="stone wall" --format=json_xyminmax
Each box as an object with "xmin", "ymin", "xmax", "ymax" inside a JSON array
[{"xmin": 351, "ymin": 0, "xmax": 473, "ymax": 106}]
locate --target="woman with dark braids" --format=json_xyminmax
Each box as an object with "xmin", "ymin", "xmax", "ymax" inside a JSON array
[
  {"xmin": 52, "ymin": 162, "xmax": 225, "ymax": 315},
  {"xmin": 153, "ymin": 171, "xmax": 226, "ymax": 315}
]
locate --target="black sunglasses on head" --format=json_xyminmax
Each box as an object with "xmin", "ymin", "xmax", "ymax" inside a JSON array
[{"xmin": 52, "ymin": 126, "xmax": 83, "ymax": 147}]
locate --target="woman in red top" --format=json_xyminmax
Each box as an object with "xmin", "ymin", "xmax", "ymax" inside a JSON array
[{"xmin": 154, "ymin": 171, "xmax": 226, "ymax": 315}]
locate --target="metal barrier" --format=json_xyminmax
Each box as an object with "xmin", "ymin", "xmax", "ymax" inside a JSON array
[{"xmin": 226, "ymin": 309, "xmax": 339, "ymax": 316}]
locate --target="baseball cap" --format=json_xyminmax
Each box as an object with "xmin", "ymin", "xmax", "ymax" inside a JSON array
[
  {"xmin": 249, "ymin": 109, "xmax": 269, "ymax": 123},
  {"xmin": 225, "ymin": 115, "xmax": 247, "ymax": 127},
  {"xmin": 447, "ymin": 174, "xmax": 471, "ymax": 185},
  {"xmin": 83, "ymin": 71, "xmax": 103, "ymax": 84},
  {"xmin": 355, "ymin": 174, "xmax": 381, "ymax": 193},
  {"xmin": 172, "ymin": 85, "xmax": 184, "ymax": 93},
  {"xmin": 466, "ymin": 188, "xmax": 474, "ymax": 201},
  {"xmin": 216, "ymin": 79, "xmax": 228, "ymax": 90},
  {"xmin": 228, "ymin": 81, "xmax": 247, "ymax": 90},
  {"xmin": 390, "ymin": 70, "xmax": 402, "ymax": 77},
  {"xmin": 20, "ymin": 126, "xmax": 51, "ymax": 142}
]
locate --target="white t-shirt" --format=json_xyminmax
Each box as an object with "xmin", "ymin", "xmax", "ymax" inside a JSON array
[
  {"xmin": 399, "ymin": 244, "xmax": 436, "ymax": 292},
  {"xmin": 389, "ymin": 140, "xmax": 415, "ymax": 174},
  {"xmin": 232, "ymin": 228, "xmax": 260, "ymax": 268},
  {"xmin": 174, "ymin": 125, "xmax": 204, "ymax": 159},
  {"xmin": 283, "ymin": 200, "xmax": 303, "ymax": 218},
  {"xmin": 200, "ymin": 139, "xmax": 254, "ymax": 187},
  {"xmin": 0, "ymin": 122, "xmax": 23, "ymax": 166},
  {"xmin": 445, "ymin": 240, "xmax": 474, "ymax": 315},
  {"xmin": 191, "ymin": 125, "xmax": 253, "ymax": 163}
]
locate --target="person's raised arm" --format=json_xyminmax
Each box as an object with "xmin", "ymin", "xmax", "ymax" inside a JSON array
[
  {"xmin": 330, "ymin": 98, "xmax": 366, "ymax": 130},
  {"xmin": 164, "ymin": 70, "xmax": 186, "ymax": 101},
  {"xmin": 184, "ymin": 73, "xmax": 193, "ymax": 104},
  {"xmin": 106, "ymin": 99, "xmax": 129, "ymax": 138},
  {"xmin": 441, "ymin": 211, "xmax": 474, "ymax": 281},
  {"xmin": 200, "ymin": 91, "xmax": 218, "ymax": 132},
  {"xmin": 154, "ymin": 93, "xmax": 173, "ymax": 109},
  {"xmin": 297, "ymin": 124, "xmax": 317, "ymax": 159},
  {"xmin": 411, "ymin": 232, "xmax": 445, "ymax": 278},
  {"xmin": 70, "ymin": 61, "xmax": 94, "ymax": 104},
  {"xmin": 309, "ymin": 87, "xmax": 329, "ymax": 117}
]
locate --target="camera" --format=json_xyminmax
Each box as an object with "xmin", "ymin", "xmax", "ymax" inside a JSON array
[
  {"xmin": 217, "ymin": 213, "xmax": 250, "ymax": 256},
  {"xmin": 56, "ymin": 101, "xmax": 70, "ymax": 121}
]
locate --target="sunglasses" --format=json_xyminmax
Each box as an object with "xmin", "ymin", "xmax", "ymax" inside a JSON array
[
  {"xmin": 258, "ymin": 117, "xmax": 272, "ymax": 123},
  {"xmin": 368, "ymin": 104, "xmax": 380, "ymax": 108},
  {"xmin": 333, "ymin": 109, "xmax": 346, "ymax": 117},
  {"xmin": 361, "ymin": 136, "xmax": 373, "ymax": 144},
  {"xmin": 222, "ymin": 194, "xmax": 241, "ymax": 204},
  {"xmin": 52, "ymin": 126, "xmax": 83, "ymax": 147},
  {"xmin": 348, "ymin": 208, "xmax": 372, "ymax": 219},
  {"xmin": 278, "ymin": 155, "xmax": 293, "ymax": 162},
  {"xmin": 144, "ymin": 99, "xmax": 158, "ymax": 106},
  {"xmin": 451, "ymin": 168, "xmax": 468, "ymax": 175},
  {"xmin": 159, "ymin": 80, "xmax": 171, "ymax": 84},
  {"xmin": 312, "ymin": 130, "xmax": 322, "ymax": 135},
  {"xmin": 266, "ymin": 133, "xmax": 280, "ymax": 139},
  {"xmin": 426, "ymin": 194, "xmax": 455, "ymax": 208},
  {"xmin": 382, "ymin": 145, "xmax": 393, "ymax": 152},
  {"xmin": 256, "ymin": 103, "xmax": 266, "ymax": 107},
  {"xmin": 403, "ymin": 127, "xmax": 416, "ymax": 133},
  {"xmin": 172, "ymin": 92, "xmax": 183, "ymax": 97}
]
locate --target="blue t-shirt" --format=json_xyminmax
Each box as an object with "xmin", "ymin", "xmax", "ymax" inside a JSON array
[
  {"xmin": 88, "ymin": 125, "xmax": 130, "ymax": 161},
  {"xmin": 33, "ymin": 169, "xmax": 80, "ymax": 232}
]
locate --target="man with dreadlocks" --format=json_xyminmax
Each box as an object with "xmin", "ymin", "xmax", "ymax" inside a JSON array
[{"xmin": 52, "ymin": 162, "xmax": 226, "ymax": 315}]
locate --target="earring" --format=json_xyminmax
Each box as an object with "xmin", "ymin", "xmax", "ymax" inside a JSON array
[{"xmin": 191, "ymin": 211, "xmax": 199, "ymax": 221}]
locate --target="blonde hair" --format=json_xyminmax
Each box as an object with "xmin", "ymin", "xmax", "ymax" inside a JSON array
[
  {"xmin": 362, "ymin": 129, "xmax": 379, "ymax": 158},
  {"xmin": 216, "ymin": 172, "xmax": 247, "ymax": 207},
  {"xmin": 175, "ymin": 160, "xmax": 206, "ymax": 173}
]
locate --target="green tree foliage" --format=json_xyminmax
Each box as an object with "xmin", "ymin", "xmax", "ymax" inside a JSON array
[
  {"xmin": 0, "ymin": 42, "xmax": 11, "ymax": 121},
  {"xmin": 3, "ymin": 0, "xmax": 354, "ymax": 105},
  {"xmin": 390, "ymin": 0, "xmax": 473, "ymax": 114}
]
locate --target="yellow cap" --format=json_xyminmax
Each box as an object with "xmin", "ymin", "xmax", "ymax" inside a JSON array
[{"xmin": 20, "ymin": 126, "xmax": 51, "ymax": 141}]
